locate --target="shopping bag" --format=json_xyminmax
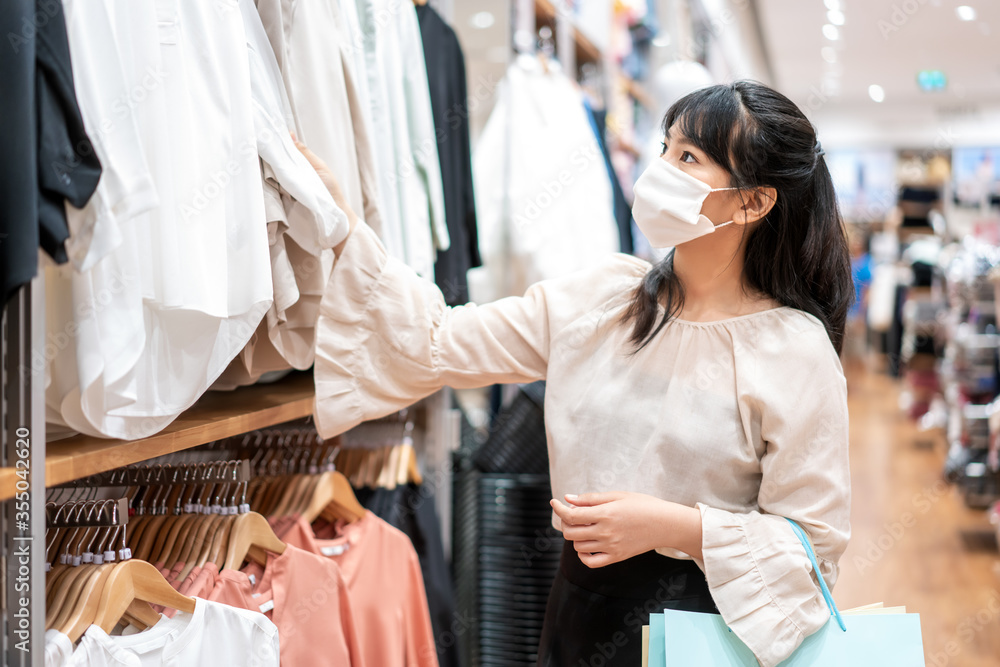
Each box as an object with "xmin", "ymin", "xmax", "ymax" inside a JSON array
[
  {"xmin": 648, "ymin": 613, "xmax": 665, "ymax": 667},
  {"xmin": 657, "ymin": 519, "xmax": 925, "ymax": 666}
]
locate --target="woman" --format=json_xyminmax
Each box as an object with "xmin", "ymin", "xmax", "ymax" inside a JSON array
[{"xmin": 301, "ymin": 80, "xmax": 853, "ymax": 667}]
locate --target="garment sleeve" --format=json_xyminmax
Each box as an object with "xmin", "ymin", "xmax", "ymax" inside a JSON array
[
  {"xmin": 251, "ymin": 617, "xmax": 282, "ymax": 667},
  {"xmin": 697, "ymin": 324, "xmax": 851, "ymax": 667},
  {"xmin": 314, "ymin": 220, "xmax": 551, "ymax": 437},
  {"xmin": 314, "ymin": 219, "xmax": 643, "ymax": 438}
]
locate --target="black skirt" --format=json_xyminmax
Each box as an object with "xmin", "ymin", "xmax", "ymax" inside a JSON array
[{"xmin": 536, "ymin": 540, "xmax": 719, "ymax": 667}]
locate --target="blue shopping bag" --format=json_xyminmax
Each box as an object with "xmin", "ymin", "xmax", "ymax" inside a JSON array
[{"xmin": 655, "ymin": 519, "xmax": 924, "ymax": 666}]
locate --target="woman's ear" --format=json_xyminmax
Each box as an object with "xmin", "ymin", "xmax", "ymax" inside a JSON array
[{"xmin": 734, "ymin": 187, "xmax": 777, "ymax": 225}]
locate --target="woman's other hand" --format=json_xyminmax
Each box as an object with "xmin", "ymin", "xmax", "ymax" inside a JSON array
[
  {"xmin": 293, "ymin": 135, "xmax": 358, "ymax": 256},
  {"xmin": 550, "ymin": 491, "xmax": 703, "ymax": 568}
]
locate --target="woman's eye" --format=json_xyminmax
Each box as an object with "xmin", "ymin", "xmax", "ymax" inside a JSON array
[
  {"xmin": 660, "ymin": 142, "xmax": 668, "ymax": 156},
  {"xmin": 681, "ymin": 151, "xmax": 697, "ymax": 164}
]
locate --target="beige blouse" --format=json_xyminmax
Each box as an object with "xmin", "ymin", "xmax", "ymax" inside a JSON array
[{"xmin": 314, "ymin": 221, "xmax": 851, "ymax": 667}]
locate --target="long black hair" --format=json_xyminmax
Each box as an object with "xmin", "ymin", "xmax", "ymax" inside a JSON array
[{"xmin": 622, "ymin": 80, "xmax": 853, "ymax": 354}]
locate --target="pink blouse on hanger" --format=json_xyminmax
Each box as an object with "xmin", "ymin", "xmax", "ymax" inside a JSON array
[
  {"xmin": 276, "ymin": 513, "xmax": 438, "ymax": 667},
  {"xmin": 207, "ymin": 544, "xmax": 363, "ymax": 667}
]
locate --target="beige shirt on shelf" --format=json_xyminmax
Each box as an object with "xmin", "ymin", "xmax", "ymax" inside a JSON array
[{"xmin": 314, "ymin": 221, "xmax": 852, "ymax": 667}]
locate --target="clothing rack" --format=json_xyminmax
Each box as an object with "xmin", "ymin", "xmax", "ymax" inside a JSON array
[
  {"xmin": 46, "ymin": 498, "xmax": 129, "ymax": 529},
  {"xmin": 50, "ymin": 460, "xmax": 253, "ymax": 490}
]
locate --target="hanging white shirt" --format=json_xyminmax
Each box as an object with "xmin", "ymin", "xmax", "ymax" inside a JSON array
[
  {"xmin": 44, "ymin": 629, "xmax": 74, "ymax": 667},
  {"xmin": 68, "ymin": 598, "xmax": 280, "ymax": 667},
  {"xmin": 59, "ymin": 0, "xmax": 159, "ymax": 272},
  {"xmin": 48, "ymin": 0, "xmax": 273, "ymax": 439},
  {"xmin": 255, "ymin": 0, "xmax": 383, "ymax": 237},
  {"xmin": 469, "ymin": 59, "xmax": 620, "ymax": 302}
]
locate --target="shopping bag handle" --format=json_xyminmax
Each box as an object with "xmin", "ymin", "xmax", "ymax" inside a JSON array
[{"xmin": 785, "ymin": 518, "xmax": 847, "ymax": 632}]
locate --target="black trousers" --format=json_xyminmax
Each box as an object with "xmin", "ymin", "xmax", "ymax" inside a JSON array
[{"xmin": 536, "ymin": 540, "xmax": 719, "ymax": 667}]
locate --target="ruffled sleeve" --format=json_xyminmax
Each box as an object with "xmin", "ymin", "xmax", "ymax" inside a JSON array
[
  {"xmin": 698, "ymin": 313, "xmax": 851, "ymax": 667},
  {"xmin": 313, "ymin": 220, "xmax": 644, "ymax": 437}
]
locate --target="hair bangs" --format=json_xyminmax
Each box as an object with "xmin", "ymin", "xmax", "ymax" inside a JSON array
[{"xmin": 661, "ymin": 86, "xmax": 744, "ymax": 174}]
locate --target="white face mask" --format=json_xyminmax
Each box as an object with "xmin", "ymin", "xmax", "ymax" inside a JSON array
[{"xmin": 631, "ymin": 158, "xmax": 737, "ymax": 249}]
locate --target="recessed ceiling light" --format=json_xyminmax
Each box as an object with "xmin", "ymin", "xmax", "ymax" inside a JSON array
[
  {"xmin": 956, "ymin": 6, "xmax": 976, "ymax": 21},
  {"xmin": 823, "ymin": 0, "xmax": 841, "ymax": 10},
  {"xmin": 821, "ymin": 47, "xmax": 837, "ymax": 63},
  {"xmin": 827, "ymin": 10, "xmax": 845, "ymax": 26},
  {"xmin": 822, "ymin": 24, "xmax": 840, "ymax": 40},
  {"xmin": 868, "ymin": 84, "xmax": 885, "ymax": 103},
  {"xmin": 470, "ymin": 11, "xmax": 495, "ymax": 29}
]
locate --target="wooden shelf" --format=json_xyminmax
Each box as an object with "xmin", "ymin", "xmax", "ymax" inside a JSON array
[
  {"xmin": 0, "ymin": 468, "xmax": 19, "ymax": 501},
  {"xmin": 535, "ymin": 0, "xmax": 602, "ymax": 65},
  {"xmin": 31, "ymin": 372, "xmax": 314, "ymax": 495}
]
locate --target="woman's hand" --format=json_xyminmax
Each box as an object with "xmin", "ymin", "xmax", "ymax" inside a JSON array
[
  {"xmin": 293, "ymin": 135, "xmax": 359, "ymax": 256},
  {"xmin": 550, "ymin": 492, "xmax": 703, "ymax": 568}
]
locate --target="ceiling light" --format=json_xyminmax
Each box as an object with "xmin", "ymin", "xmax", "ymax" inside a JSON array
[
  {"xmin": 470, "ymin": 11, "xmax": 495, "ymax": 29},
  {"xmin": 821, "ymin": 47, "xmax": 837, "ymax": 63},
  {"xmin": 956, "ymin": 6, "xmax": 976, "ymax": 21},
  {"xmin": 823, "ymin": 0, "xmax": 841, "ymax": 10},
  {"xmin": 822, "ymin": 24, "xmax": 840, "ymax": 40},
  {"xmin": 827, "ymin": 10, "xmax": 845, "ymax": 26},
  {"xmin": 868, "ymin": 84, "xmax": 885, "ymax": 103}
]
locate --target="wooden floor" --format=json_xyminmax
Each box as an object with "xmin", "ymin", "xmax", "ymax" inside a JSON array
[{"xmin": 837, "ymin": 367, "xmax": 1000, "ymax": 666}]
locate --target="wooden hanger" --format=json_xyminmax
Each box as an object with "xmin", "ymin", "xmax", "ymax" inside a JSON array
[
  {"xmin": 55, "ymin": 564, "xmax": 116, "ymax": 640},
  {"xmin": 93, "ymin": 560, "xmax": 196, "ymax": 633},
  {"xmin": 158, "ymin": 514, "xmax": 197, "ymax": 569},
  {"xmin": 413, "ymin": 0, "xmax": 428, "ymax": 5},
  {"xmin": 302, "ymin": 471, "xmax": 366, "ymax": 524},
  {"xmin": 133, "ymin": 514, "xmax": 169, "ymax": 562},
  {"xmin": 46, "ymin": 563, "xmax": 96, "ymax": 629},
  {"xmin": 223, "ymin": 511, "xmax": 286, "ymax": 571},
  {"xmin": 202, "ymin": 514, "xmax": 235, "ymax": 568}
]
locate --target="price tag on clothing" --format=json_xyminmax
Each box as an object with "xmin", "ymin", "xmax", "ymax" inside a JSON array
[{"xmin": 320, "ymin": 544, "xmax": 349, "ymax": 557}]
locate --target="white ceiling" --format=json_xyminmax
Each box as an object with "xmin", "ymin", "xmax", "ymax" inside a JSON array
[{"xmin": 756, "ymin": 0, "xmax": 1000, "ymax": 108}]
